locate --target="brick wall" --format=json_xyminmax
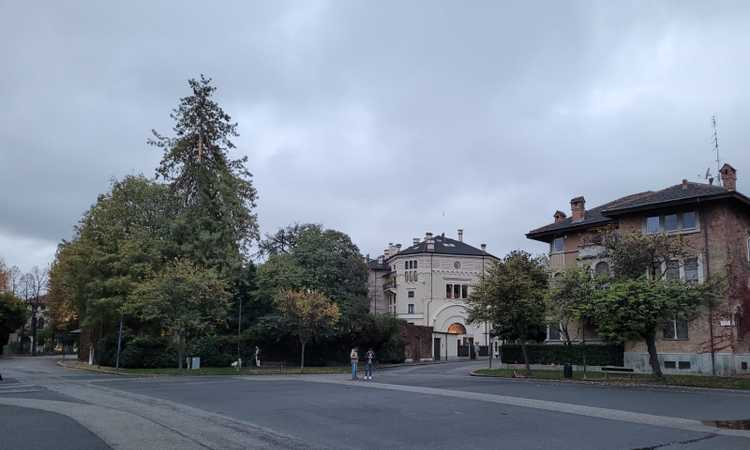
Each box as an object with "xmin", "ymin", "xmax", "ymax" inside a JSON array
[{"xmin": 400, "ymin": 322, "xmax": 433, "ymax": 361}]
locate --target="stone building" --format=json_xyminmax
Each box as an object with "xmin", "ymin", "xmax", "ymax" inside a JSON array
[
  {"xmin": 367, "ymin": 230, "xmax": 499, "ymax": 360},
  {"xmin": 527, "ymin": 163, "xmax": 750, "ymax": 375}
]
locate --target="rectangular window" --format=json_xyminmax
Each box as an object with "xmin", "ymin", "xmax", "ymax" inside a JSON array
[
  {"xmin": 446, "ymin": 284, "xmax": 452, "ymax": 299},
  {"xmin": 408, "ymin": 291, "xmax": 414, "ymax": 298},
  {"xmin": 414, "ymin": 260, "xmax": 418, "ymax": 269},
  {"xmin": 547, "ymin": 325, "xmax": 561, "ymax": 341},
  {"xmin": 646, "ymin": 216, "xmax": 660, "ymax": 234},
  {"xmin": 664, "ymin": 361, "xmax": 676, "ymax": 369},
  {"xmin": 551, "ymin": 237, "xmax": 564, "ymax": 253},
  {"xmin": 453, "ymin": 284, "xmax": 461, "ymax": 299},
  {"xmin": 665, "ymin": 260, "xmax": 680, "ymax": 281},
  {"xmin": 684, "ymin": 258, "xmax": 699, "ymax": 283},
  {"xmin": 461, "ymin": 284, "xmax": 468, "ymax": 299},
  {"xmin": 664, "ymin": 214, "xmax": 678, "ymax": 232},
  {"xmin": 408, "ymin": 304, "xmax": 414, "ymax": 314},
  {"xmin": 678, "ymin": 361, "xmax": 691, "ymax": 370},
  {"xmin": 682, "ymin": 211, "xmax": 697, "ymax": 230},
  {"xmin": 663, "ymin": 318, "xmax": 689, "ymax": 340}
]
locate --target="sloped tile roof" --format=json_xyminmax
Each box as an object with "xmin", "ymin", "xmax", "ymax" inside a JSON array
[
  {"xmin": 395, "ymin": 235, "xmax": 497, "ymax": 259},
  {"xmin": 527, "ymin": 181, "xmax": 748, "ymax": 241}
]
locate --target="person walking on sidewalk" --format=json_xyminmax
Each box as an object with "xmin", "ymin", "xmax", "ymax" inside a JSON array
[
  {"xmin": 365, "ymin": 348, "xmax": 375, "ymax": 381},
  {"xmin": 350, "ymin": 347, "xmax": 359, "ymax": 380}
]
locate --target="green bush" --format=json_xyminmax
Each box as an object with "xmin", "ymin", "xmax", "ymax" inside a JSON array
[
  {"xmin": 119, "ymin": 336, "xmax": 177, "ymax": 368},
  {"xmin": 499, "ymin": 344, "xmax": 623, "ymax": 366}
]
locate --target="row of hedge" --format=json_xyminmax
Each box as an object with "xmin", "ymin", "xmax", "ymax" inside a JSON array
[
  {"xmin": 500, "ymin": 344, "xmax": 624, "ymax": 366},
  {"xmin": 93, "ymin": 333, "xmax": 406, "ymax": 369}
]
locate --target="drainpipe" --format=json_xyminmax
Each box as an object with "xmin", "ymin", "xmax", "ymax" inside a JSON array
[{"xmin": 700, "ymin": 199, "xmax": 717, "ymax": 376}]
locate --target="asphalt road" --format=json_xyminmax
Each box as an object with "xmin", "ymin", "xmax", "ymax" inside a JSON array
[{"xmin": 1, "ymin": 356, "xmax": 750, "ymax": 449}]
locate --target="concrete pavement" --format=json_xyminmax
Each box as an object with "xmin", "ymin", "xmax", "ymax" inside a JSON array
[{"xmin": 1, "ymin": 356, "xmax": 750, "ymax": 449}]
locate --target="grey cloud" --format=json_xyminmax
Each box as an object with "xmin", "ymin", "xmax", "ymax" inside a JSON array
[{"xmin": 1, "ymin": 1, "xmax": 750, "ymax": 271}]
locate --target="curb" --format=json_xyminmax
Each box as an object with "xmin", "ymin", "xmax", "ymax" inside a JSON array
[{"xmin": 469, "ymin": 369, "xmax": 750, "ymax": 394}]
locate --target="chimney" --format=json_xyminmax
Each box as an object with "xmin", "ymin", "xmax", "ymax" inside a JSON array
[
  {"xmin": 682, "ymin": 179, "xmax": 688, "ymax": 190},
  {"xmin": 720, "ymin": 163, "xmax": 737, "ymax": 191},
  {"xmin": 425, "ymin": 231, "xmax": 433, "ymax": 240},
  {"xmin": 377, "ymin": 255, "xmax": 384, "ymax": 264},
  {"xmin": 553, "ymin": 210, "xmax": 567, "ymax": 223},
  {"xmin": 384, "ymin": 248, "xmax": 390, "ymax": 258},
  {"xmin": 570, "ymin": 196, "xmax": 585, "ymax": 222},
  {"xmin": 457, "ymin": 229, "xmax": 464, "ymax": 242},
  {"xmin": 480, "ymin": 243, "xmax": 487, "ymax": 252},
  {"xmin": 413, "ymin": 237, "xmax": 420, "ymax": 245},
  {"xmin": 395, "ymin": 244, "xmax": 402, "ymax": 253}
]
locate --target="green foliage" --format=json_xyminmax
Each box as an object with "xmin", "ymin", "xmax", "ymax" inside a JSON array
[
  {"xmin": 468, "ymin": 251, "xmax": 548, "ymax": 342},
  {"xmin": 119, "ymin": 336, "xmax": 177, "ymax": 369},
  {"xmin": 586, "ymin": 278, "xmax": 718, "ymax": 344},
  {"xmin": 0, "ymin": 292, "xmax": 27, "ymax": 355},
  {"xmin": 150, "ymin": 75, "xmax": 258, "ymax": 275},
  {"xmin": 48, "ymin": 176, "xmax": 177, "ymax": 332},
  {"xmin": 125, "ymin": 259, "xmax": 232, "ymax": 368},
  {"xmin": 603, "ymin": 231, "xmax": 689, "ymax": 281},
  {"xmin": 545, "ymin": 267, "xmax": 596, "ymax": 344},
  {"xmin": 500, "ymin": 344, "xmax": 624, "ymax": 366},
  {"xmin": 275, "ymin": 289, "xmax": 341, "ymax": 369}
]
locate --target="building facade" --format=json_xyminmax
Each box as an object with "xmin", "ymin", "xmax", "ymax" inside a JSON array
[
  {"xmin": 527, "ymin": 164, "xmax": 750, "ymax": 376},
  {"xmin": 367, "ymin": 230, "xmax": 499, "ymax": 360}
]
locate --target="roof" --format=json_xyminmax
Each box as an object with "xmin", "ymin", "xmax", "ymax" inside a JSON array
[
  {"xmin": 527, "ymin": 181, "xmax": 750, "ymax": 242},
  {"xmin": 392, "ymin": 235, "xmax": 497, "ymax": 259},
  {"xmin": 367, "ymin": 258, "xmax": 388, "ymax": 271},
  {"xmin": 526, "ymin": 191, "xmax": 653, "ymax": 239}
]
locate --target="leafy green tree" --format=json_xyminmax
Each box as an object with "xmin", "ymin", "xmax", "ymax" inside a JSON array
[
  {"xmin": 150, "ymin": 75, "xmax": 258, "ymax": 276},
  {"xmin": 546, "ymin": 267, "xmax": 595, "ymax": 345},
  {"xmin": 125, "ymin": 259, "xmax": 231, "ymax": 369},
  {"xmin": 258, "ymin": 225, "xmax": 369, "ymax": 328},
  {"xmin": 0, "ymin": 292, "xmax": 27, "ymax": 355},
  {"xmin": 591, "ymin": 231, "xmax": 721, "ymax": 377},
  {"xmin": 47, "ymin": 176, "xmax": 177, "ymax": 358},
  {"xmin": 257, "ymin": 223, "xmax": 321, "ymax": 257},
  {"xmin": 468, "ymin": 251, "xmax": 548, "ymax": 373},
  {"xmin": 586, "ymin": 278, "xmax": 718, "ymax": 377},
  {"xmin": 275, "ymin": 289, "xmax": 340, "ymax": 370}
]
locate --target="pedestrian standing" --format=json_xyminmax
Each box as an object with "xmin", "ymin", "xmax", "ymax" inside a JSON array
[
  {"xmin": 255, "ymin": 346, "xmax": 261, "ymax": 368},
  {"xmin": 350, "ymin": 347, "xmax": 359, "ymax": 380},
  {"xmin": 365, "ymin": 348, "xmax": 375, "ymax": 381}
]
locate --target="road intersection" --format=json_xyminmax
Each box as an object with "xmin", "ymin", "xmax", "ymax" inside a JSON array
[{"xmin": 1, "ymin": 356, "xmax": 749, "ymax": 449}]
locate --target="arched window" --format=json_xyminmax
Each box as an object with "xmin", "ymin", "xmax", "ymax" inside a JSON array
[
  {"xmin": 594, "ymin": 261, "xmax": 610, "ymax": 277},
  {"xmin": 447, "ymin": 323, "xmax": 467, "ymax": 335}
]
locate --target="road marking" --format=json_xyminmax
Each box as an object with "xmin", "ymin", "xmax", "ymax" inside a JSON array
[{"xmin": 258, "ymin": 376, "xmax": 750, "ymax": 439}]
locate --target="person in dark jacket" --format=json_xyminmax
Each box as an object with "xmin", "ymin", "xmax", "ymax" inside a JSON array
[{"xmin": 364, "ymin": 348, "xmax": 376, "ymax": 381}]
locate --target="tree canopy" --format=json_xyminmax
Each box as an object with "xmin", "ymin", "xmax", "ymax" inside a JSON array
[
  {"xmin": 275, "ymin": 289, "xmax": 340, "ymax": 370},
  {"xmin": 468, "ymin": 250, "xmax": 548, "ymax": 372},
  {"xmin": 150, "ymin": 75, "xmax": 258, "ymax": 275},
  {"xmin": 0, "ymin": 292, "xmax": 27, "ymax": 354}
]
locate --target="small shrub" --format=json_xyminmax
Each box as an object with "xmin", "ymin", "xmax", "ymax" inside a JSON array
[{"xmin": 119, "ymin": 336, "xmax": 177, "ymax": 368}]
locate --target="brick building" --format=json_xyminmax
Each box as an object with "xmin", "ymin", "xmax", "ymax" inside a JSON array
[{"xmin": 527, "ymin": 164, "xmax": 750, "ymax": 376}]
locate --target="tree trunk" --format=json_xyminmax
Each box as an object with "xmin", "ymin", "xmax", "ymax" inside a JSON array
[
  {"xmin": 645, "ymin": 333, "xmax": 663, "ymax": 378},
  {"xmin": 520, "ymin": 341, "xmax": 531, "ymax": 375},
  {"xmin": 30, "ymin": 308, "xmax": 38, "ymax": 356},
  {"xmin": 177, "ymin": 334, "xmax": 184, "ymax": 370},
  {"xmin": 300, "ymin": 339, "xmax": 306, "ymax": 371}
]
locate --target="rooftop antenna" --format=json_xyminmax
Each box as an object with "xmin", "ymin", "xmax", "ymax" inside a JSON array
[{"xmin": 712, "ymin": 114, "xmax": 721, "ymax": 185}]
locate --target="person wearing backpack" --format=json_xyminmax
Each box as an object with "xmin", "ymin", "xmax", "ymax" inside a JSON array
[
  {"xmin": 350, "ymin": 347, "xmax": 359, "ymax": 380},
  {"xmin": 364, "ymin": 348, "xmax": 376, "ymax": 381}
]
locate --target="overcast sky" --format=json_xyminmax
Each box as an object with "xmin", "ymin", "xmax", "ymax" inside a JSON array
[{"xmin": 2, "ymin": 1, "xmax": 749, "ymax": 272}]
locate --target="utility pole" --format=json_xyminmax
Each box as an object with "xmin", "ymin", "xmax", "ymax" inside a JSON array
[
  {"xmin": 115, "ymin": 315, "xmax": 124, "ymax": 370},
  {"xmin": 237, "ymin": 297, "xmax": 243, "ymax": 371}
]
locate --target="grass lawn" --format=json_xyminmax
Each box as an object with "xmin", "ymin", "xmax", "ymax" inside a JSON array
[
  {"xmin": 474, "ymin": 368, "xmax": 750, "ymax": 390},
  {"xmin": 62, "ymin": 360, "xmax": 364, "ymax": 376}
]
